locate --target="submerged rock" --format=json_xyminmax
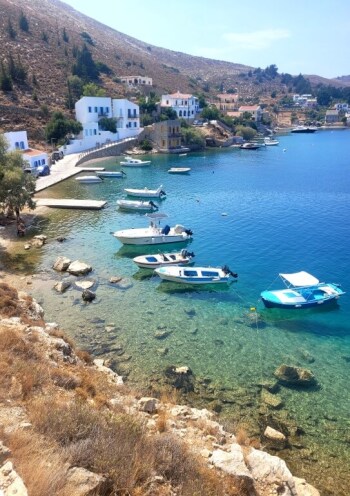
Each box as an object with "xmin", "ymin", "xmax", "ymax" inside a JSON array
[
  {"xmin": 274, "ymin": 364, "xmax": 317, "ymax": 388},
  {"xmin": 164, "ymin": 365, "xmax": 194, "ymax": 393},
  {"xmin": 75, "ymin": 280, "xmax": 95, "ymax": 290},
  {"xmin": 82, "ymin": 289, "xmax": 96, "ymax": 302},
  {"xmin": 261, "ymin": 389, "xmax": 284, "ymax": 409},
  {"xmin": 67, "ymin": 260, "xmax": 92, "ymax": 276},
  {"xmin": 53, "ymin": 280, "xmax": 71, "ymax": 293}
]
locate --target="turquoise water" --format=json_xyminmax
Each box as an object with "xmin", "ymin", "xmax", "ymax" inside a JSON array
[{"xmin": 18, "ymin": 130, "xmax": 350, "ymax": 493}]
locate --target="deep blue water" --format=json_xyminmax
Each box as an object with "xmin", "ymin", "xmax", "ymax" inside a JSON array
[{"xmin": 20, "ymin": 129, "xmax": 350, "ymax": 491}]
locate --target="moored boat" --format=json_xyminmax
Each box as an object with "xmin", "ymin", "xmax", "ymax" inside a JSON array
[
  {"xmin": 168, "ymin": 167, "xmax": 191, "ymax": 174},
  {"xmin": 75, "ymin": 175, "xmax": 102, "ymax": 184},
  {"xmin": 124, "ymin": 185, "xmax": 166, "ymax": 199},
  {"xmin": 117, "ymin": 199, "xmax": 158, "ymax": 212},
  {"xmin": 112, "ymin": 214, "xmax": 193, "ymax": 245},
  {"xmin": 133, "ymin": 249, "xmax": 195, "ymax": 269},
  {"xmin": 240, "ymin": 142, "xmax": 261, "ymax": 150},
  {"xmin": 120, "ymin": 156, "xmax": 151, "ymax": 166},
  {"xmin": 264, "ymin": 137, "xmax": 279, "ymax": 146},
  {"xmin": 155, "ymin": 265, "xmax": 238, "ymax": 284},
  {"xmin": 291, "ymin": 126, "xmax": 317, "ymax": 133},
  {"xmin": 261, "ymin": 271, "xmax": 345, "ymax": 309}
]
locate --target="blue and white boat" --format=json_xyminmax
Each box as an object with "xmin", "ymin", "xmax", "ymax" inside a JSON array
[
  {"xmin": 155, "ymin": 265, "xmax": 238, "ymax": 285},
  {"xmin": 261, "ymin": 271, "xmax": 345, "ymax": 309}
]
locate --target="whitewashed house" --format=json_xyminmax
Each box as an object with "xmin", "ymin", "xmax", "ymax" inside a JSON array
[
  {"xmin": 120, "ymin": 76, "xmax": 153, "ymax": 87},
  {"xmin": 334, "ymin": 102, "xmax": 349, "ymax": 112},
  {"xmin": 160, "ymin": 91, "xmax": 199, "ymax": 120},
  {"xmin": 3, "ymin": 131, "xmax": 48, "ymax": 170},
  {"xmin": 61, "ymin": 96, "xmax": 141, "ymax": 155}
]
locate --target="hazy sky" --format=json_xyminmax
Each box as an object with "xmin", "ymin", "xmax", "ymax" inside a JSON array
[{"xmin": 63, "ymin": 0, "xmax": 349, "ymax": 78}]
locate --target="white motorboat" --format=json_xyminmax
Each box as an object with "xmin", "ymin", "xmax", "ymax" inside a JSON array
[
  {"xmin": 124, "ymin": 185, "xmax": 166, "ymax": 199},
  {"xmin": 119, "ymin": 156, "xmax": 151, "ymax": 166},
  {"xmin": 264, "ymin": 137, "xmax": 279, "ymax": 146},
  {"xmin": 168, "ymin": 167, "xmax": 191, "ymax": 174},
  {"xmin": 291, "ymin": 126, "xmax": 317, "ymax": 133},
  {"xmin": 133, "ymin": 249, "xmax": 195, "ymax": 269},
  {"xmin": 155, "ymin": 265, "xmax": 238, "ymax": 284},
  {"xmin": 112, "ymin": 213, "xmax": 193, "ymax": 245},
  {"xmin": 75, "ymin": 175, "xmax": 102, "ymax": 184},
  {"xmin": 117, "ymin": 199, "xmax": 158, "ymax": 212},
  {"xmin": 97, "ymin": 170, "xmax": 126, "ymax": 178}
]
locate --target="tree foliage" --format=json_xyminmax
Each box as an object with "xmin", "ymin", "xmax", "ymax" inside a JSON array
[
  {"xmin": 82, "ymin": 82, "xmax": 106, "ymax": 97},
  {"xmin": 45, "ymin": 111, "xmax": 82, "ymax": 143},
  {"xmin": 0, "ymin": 136, "xmax": 36, "ymax": 219},
  {"xmin": 98, "ymin": 117, "xmax": 117, "ymax": 133},
  {"xmin": 235, "ymin": 125, "xmax": 257, "ymax": 141},
  {"xmin": 7, "ymin": 19, "xmax": 16, "ymax": 39},
  {"xmin": 0, "ymin": 62, "xmax": 13, "ymax": 91},
  {"xmin": 19, "ymin": 11, "xmax": 29, "ymax": 32},
  {"xmin": 72, "ymin": 44, "xmax": 99, "ymax": 81},
  {"xmin": 181, "ymin": 128, "xmax": 205, "ymax": 148},
  {"xmin": 200, "ymin": 106, "xmax": 219, "ymax": 120}
]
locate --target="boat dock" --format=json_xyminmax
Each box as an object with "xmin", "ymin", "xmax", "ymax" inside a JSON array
[{"xmin": 35, "ymin": 199, "xmax": 107, "ymax": 210}]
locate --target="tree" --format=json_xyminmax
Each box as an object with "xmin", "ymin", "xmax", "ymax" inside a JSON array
[
  {"xmin": 0, "ymin": 62, "xmax": 13, "ymax": 91},
  {"xmin": 19, "ymin": 11, "xmax": 29, "ymax": 32},
  {"xmin": 82, "ymin": 82, "xmax": 105, "ymax": 97},
  {"xmin": 0, "ymin": 136, "xmax": 36, "ymax": 220},
  {"xmin": 7, "ymin": 19, "xmax": 16, "ymax": 39},
  {"xmin": 181, "ymin": 128, "xmax": 205, "ymax": 149},
  {"xmin": 72, "ymin": 44, "xmax": 99, "ymax": 81},
  {"xmin": 235, "ymin": 125, "xmax": 257, "ymax": 141},
  {"xmin": 62, "ymin": 28, "xmax": 69, "ymax": 43},
  {"xmin": 45, "ymin": 111, "xmax": 82, "ymax": 143},
  {"xmin": 201, "ymin": 106, "xmax": 219, "ymax": 121},
  {"xmin": 98, "ymin": 117, "xmax": 117, "ymax": 133},
  {"xmin": 161, "ymin": 108, "xmax": 177, "ymax": 120}
]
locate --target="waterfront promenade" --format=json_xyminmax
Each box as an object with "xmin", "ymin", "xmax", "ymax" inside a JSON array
[{"xmin": 35, "ymin": 153, "xmax": 81, "ymax": 193}]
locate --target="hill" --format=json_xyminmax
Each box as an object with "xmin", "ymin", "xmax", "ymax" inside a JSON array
[{"xmin": 0, "ymin": 0, "xmax": 348, "ymax": 147}]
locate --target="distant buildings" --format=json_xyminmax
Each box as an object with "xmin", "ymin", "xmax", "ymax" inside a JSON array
[
  {"xmin": 62, "ymin": 96, "xmax": 142, "ymax": 154},
  {"xmin": 3, "ymin": 130, "xmax": 48, "ymax": 171},
  {"xmin": 160, "ymin": 91, "xmax": 199, "ymax": 120},
  {"xmin": 292, "ymin": 94, "xmax": 317, "ymax": 108},
  {"xmin": 238, "ymin": 105, "xmax": 262, "ymax": 122},
  {"xmin": 325, "ymin": 109, "xmax": 340, "ymax": 124},
  {"xmin": 214, "ymin": 93, "xmax": 239, "ymax": 113},
  {"xmin": 120, "ymin": 76, "xmax": 153, "ymax": 87}
]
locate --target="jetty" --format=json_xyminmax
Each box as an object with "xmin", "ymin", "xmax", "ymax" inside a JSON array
[{"xmin": 35, "ymin": 199, "xmax": 107, "ymax": 210}]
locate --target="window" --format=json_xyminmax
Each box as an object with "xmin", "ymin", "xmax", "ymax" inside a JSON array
[
  {"xmin": 105, "ymin": 107, "xmax": 109, "ymax": 114},
  {"xmin": 94, "ymin": 107, "xmax": 98, "ymax": 112},
  {"xmin": 183, "ymin": 111, "xmax": 186, "ymax": 117},
  {"xmin": 100, "ymin": 107, "xmax": 103, "ymax": 114},
  {"xmin": 88, "ymin": 107, "xmax": 92, "ymax": 112},
  {"xmin": 20, "ymin": 141, "xmax": 25, "ymax": 149},
  {"xmin": 41, "ymin": 159, "xmax": 45, "ymax": 165},
  {"xmin": 85, "ymin": 129, "xmax": 89, "ymax": 136},
  {"xmin": 133, "ymin": 109, "xmax": 136, "ymax": 116},
  {"xmin": 179, "ymin": 110, "xmax": 182, "ymax": 117},
  {"xmin": 134, "ymin": 122, "xmax": 137, "ymax": 127},
  {"xmin": 94, "ymin": 129, "xmax": 97, "ymax": 135},
  {"xmin": 15, "ymin": 142, "xmax": 20, "ymax": 149},
  {"xmin": 34, "ymin": 160, "xmax": 37, "ymax": 167}
]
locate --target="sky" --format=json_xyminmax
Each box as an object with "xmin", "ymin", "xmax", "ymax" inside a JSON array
[{"xmin": 63, "ymin": 0, "xmax": 350, "ymax": 79}]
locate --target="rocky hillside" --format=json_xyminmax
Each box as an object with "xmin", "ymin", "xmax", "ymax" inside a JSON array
[{"xmin": 0, "ymin": 281, "xmax": 319, "ymax": 496}]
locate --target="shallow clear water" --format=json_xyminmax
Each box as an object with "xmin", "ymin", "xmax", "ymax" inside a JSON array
[{"xmin": 9, "ymin": 130, "xmax": 350, "ymax": 493}]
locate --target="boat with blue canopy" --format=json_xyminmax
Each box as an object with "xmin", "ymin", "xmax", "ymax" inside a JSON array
[{"xmin": 261, "ymin": 271, "xmax": 345, "ymax": 309}]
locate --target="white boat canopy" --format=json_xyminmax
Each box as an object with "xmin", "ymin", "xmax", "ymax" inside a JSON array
[{"xmin": 280, "ymin": 271, "xmax": 320, "ymax": 287}]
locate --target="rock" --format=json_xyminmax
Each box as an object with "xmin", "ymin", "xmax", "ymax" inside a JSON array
[
  {"xmin": 184, "ymin": 308, "xmax": 196, "ymax": 317},
  {"xmin": 24, "ymin": 243, "xmax": 31, "ymax": 250},
  {"xmin": 109, "ymin": 276, "xmax": 123, "ymax": 283},
  {"xmin": 293, "ymin": 477, "xmax": 320, "ymax": 496},
  {"xmin": 67, "ymin": 260, "xmax": 92, "ymax": 276},
  {"xmin": 262, "ymin": 389, "xmax": 284, "ymax": 409},
  {"xmin": 0, "ymin": 461, "xmax": 28, "ymax": 496},
  {"xmin": 246, "ymin": 448, "xmax": 297, "ymax": 496},
  {"xmin": 264, "ymin": 426, "xmax": 286, "ymax": 442},
  {"xmin": 299, "ymin": 349, "xmax": 315, "ymax": 363},
  {"xmin": 31, "ymin": 237, "xmax": 45, "ymax": 248},
  {"xmin": 53, "ymin": 256, "xmax": 71, "ymax": 272},
  {"xmin": 274, "ymin": 364, "xmax": 317, "ymax": 388},
  {"xmin": 34, "ymin": 234, "xmax": 47, "ymax": 242},
  {"xmin": 94, "ymin": 359, "xmax": 124, "ymax": 385},
  {"xmin": 211, "ymin": 445, "xmax": 254, "ymax": 486},
  {"xmin": 164, "ymin": 365, "xmax": 194, "ymax": 393},
  {"xmin": 65, "ymin": 467, "xmax": 110, "ymax": 496},
  {"xmin": 114, "ymin": 278, "xmax": 133, "ymax": 290},
  {"xmin": 75, "ymin": 280, "xmax": 95, "ymax": 290},
  {"xmin": 82, "ymin": 289, "xmax": 96, "ymax": 302},
  {"xmin": 0, "ymin": 441, "xmax": 11, "ymax": 464},
  {"xmin": 138, "ymin": 397, "xmax": 159, "ymax": 414},
  {"xmin": 157, "ymin": 347, "xmax": 169, "ymax": 356},
  {"xmin": 53, "ymin": 280, "xmax": 71, "ymax": 293},
  {"xmin": 56, "ymin": 236, "xmax": 66, "ymax": 242},
  {"xmin": 154, "ymin": 330, "xmax": 171, "ymax": 340}
]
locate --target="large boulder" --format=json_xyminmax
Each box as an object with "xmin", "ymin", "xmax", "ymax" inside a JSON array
[
  {"xmin": 65, "ymin": 467, "xmax": 110, "ymax": 496},
  {"xmin": 67, "ymin": 260, "xmax": 92, "ymax": 276},
  {"xmin": 53, "ymin": 280, "xmax": 71, "ymax": 293},
  {"xmin": 274, "ymin": 364, "xmax": 317, "ymax": 388},
  {"xmin": 211, "ymin": 444, "xmax": 254, "ymax": 488},
  {"xmin": 0, "ymin": 461, "xmax": 28, "ymax": 496},
  {"xmin": 53, "ymin": 256, "xmax": 71, "ymax": 272}
]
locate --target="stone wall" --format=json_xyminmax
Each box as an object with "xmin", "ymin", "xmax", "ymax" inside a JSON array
[{"xmin": 75, "ymin": 135, "xmax": 143, "ymax": 166}]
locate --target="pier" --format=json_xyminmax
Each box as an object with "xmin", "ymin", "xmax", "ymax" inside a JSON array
[{"xmin": 35, "ymin": 199, "xmax": 107, "ymax": 210}]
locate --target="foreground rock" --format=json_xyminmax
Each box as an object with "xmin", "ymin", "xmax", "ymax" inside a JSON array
[
  {"xmin": 53, "ymin": 256, "xmax": 71, "ymax": 272},
  {"xmin": 67, "ymin": 260, "xmax": 92, "ymax": 276},
  {"xmin": 0, "ymin": 461, "xmax": 28, "ymax": 495},
  {"xmin": 82, "ymin": 289, "xmax": 96, "ymax": 302},
  {"xmin": 274, "ymin": 364, "xmax": 317, "ymax": 388}
]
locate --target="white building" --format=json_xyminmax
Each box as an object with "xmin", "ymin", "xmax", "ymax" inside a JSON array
[
  {"xmin": 334, "ymin": 102, "xmax": 349, "ymax": 112},
  {"xmin": 62, "ymin": 96, "xmax": 141, "ymax": 155},
  {"xmin": 120, "ymin": 76, "xmax": 153, "ymax": 87},
  {"xmin": 3, "ymin": 131, "xmax": 48, "ymax": 170},
  {"xmin": 160, "ymin": 91, "xmax": 199, "ymax": 120}
]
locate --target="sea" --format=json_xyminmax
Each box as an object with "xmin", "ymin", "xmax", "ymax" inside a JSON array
[{"xmin": 6, "ymin": 129, "xmax": 350, "ymax": 494}]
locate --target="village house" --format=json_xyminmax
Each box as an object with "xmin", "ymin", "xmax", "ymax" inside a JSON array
[
  {"xmin": 334, "ymin": 102, "xmax": 349, "ymax": 112},
  {"xmin": 3, "ymin": 130, "xmax": 49, "ymax": 172},
  {"xmin": 160, "ymin": 91, "xmax": 199, "ymax": 121},
  {"xmin": 214, "ymin": 93, "xmax": 239, "ymax": 113},
  {"xmin": 238, "ymin": 105, "xmax": 262, "ymax": 122},
  {"xmin": 120, "ymin": 76, "xmax": 153, "ymax": 87},
  {"xmin": 145, "ymin": 120, "xmax": 188, "ymax": 153},
  {"xmin": 325, "ymin": 109, "xmax": 340, "ymax": 124},
  {"xmin": 61, "ymin": 96, "xmax": 141, "ymax": 154}
]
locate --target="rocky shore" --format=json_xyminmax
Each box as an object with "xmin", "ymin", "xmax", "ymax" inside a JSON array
[{"xmin": 0, "ymin": 280, "xmax": 320, "ymax": 495}]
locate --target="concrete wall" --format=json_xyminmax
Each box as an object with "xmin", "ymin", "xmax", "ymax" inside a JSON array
[{"xmin": 75, "ymin": 136, "xmax": 141, "ymax": 166}]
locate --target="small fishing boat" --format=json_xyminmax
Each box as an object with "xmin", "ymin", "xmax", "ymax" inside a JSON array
[
  {"xmin": 133, "ymin": 249, "xmax": 195, "ymax": 269},
  {"xmin": 168, "ymin": 167, "xmax": 191, "ymax": 174},
  {"xmin": 97, "ymin": 170, "xmax": 126, "ymax": 178},
  {"xmin": 75, "ymin": 175, "xmax": 102, "ymax": 184},
  {"xmin": 260, "ymin": 271, "xmax": 345, "ymax": 309},
  {"xmin": 264, "ymin": 137, "xmax": 279, "ymax": 146},
  {"xmin": 112, "ymin": 213, "xmax": 192, "ymax": 245},
  {"xmin": 120, "ymin": 156, "xmax": 151, "ymax": 166},
  {"xmin": 155, "ymin": 265, "xmax": 238, "ymax": 284},
  {"xmin": 240, "ymin": 142, "xmax": 261, "ymax": 150},
  {"xmin": 291, "ymin": 126, "xmax": 317, "ymax": 133},
  {"xmin": 117, "ymin": 199, "xmax": 158, "ymax": 212},
  {"xmin": 124, "ymin": 185, "xmax": 166, "ymax": 199}
]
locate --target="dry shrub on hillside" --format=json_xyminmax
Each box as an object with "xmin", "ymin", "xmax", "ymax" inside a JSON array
[
  {"xmin": 4, "ymin": 429, "xmax": 68, "ymax": 496},
  {"xmin": 0, "ymin": 282, "xmax": 20, "ymax": 317}
]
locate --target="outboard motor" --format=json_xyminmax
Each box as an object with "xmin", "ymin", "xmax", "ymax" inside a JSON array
[
  {"xmin": 149, "ymin": 201, "xmax": 158, "ymax": 210},
  {"xmin": 222, "ymin": 265, "xmax": 238, "ymax": 278},
  {"xmin": 121, "ymin": 170, "xmax": 126, "ymax": 175},
  {"xmin": 181, "ymin": 249, "xmax": 195, "ymax": 258},
  {"xmin": 160, "ymin": 190, "xmax": 166, "ymax": 197},
  {"xmin": 184, "ymin": 228, "xmax": 193, "ymax": 236}
]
